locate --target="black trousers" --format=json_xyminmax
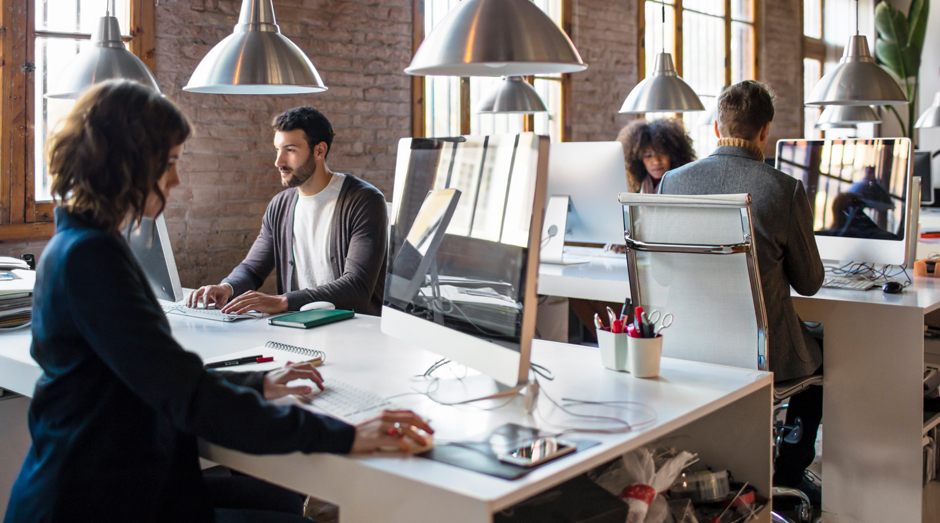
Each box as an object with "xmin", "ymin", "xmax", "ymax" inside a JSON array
[
  {"xmin": 773, "ymin": 377, "xmax": 824, "ymax": 487},
  {"xmin": 205, "ymin": 472, "xmax": 308, "ymax": 522}
]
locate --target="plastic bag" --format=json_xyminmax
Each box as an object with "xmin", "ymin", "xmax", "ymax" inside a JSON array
[{"xmin": 600, "ymin": 447, "xmax": 695, "ymax": 523}]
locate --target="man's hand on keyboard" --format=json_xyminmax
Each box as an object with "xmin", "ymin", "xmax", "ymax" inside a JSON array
[
  {"xmin": 221, "ymin": 290, "xmax": 288, "ymax": 315},
  {"xmin": 262, "ymin": 363, "xmax": 324, "ymax": 400},
  {"xmin": 350, "ymin": 410, "xmax": 434, "ymax": 454},
  {"xmin": 188, "ymin": 284, "xmax": 233, "ymax": 309}
]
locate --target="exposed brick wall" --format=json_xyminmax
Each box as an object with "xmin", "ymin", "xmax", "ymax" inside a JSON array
[
  {"xmin": 568, "ymin": 0, "xmax": 638, "ymax": 142},
  {"xmin": 1, "ymin": 0, "xmax": 806, "ymax": 282},
  {"xmin": 155, "ymin": 0, "xmax": 411, "ymax": 288},
  {"xmin": 758, "ymin": 0, "xmax": 803, "ymax": 157}
]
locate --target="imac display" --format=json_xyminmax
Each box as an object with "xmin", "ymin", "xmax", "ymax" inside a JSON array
[
  {"xmin": 383, "ymin": 134, "xmax": 549, "ymax": 387},
  {"xmin": 776, "ymin": 138, "xmax": 913, "ymax": 265},
  {"xmin": 125, "ymin": 215, "xmax": 183, "ymax": 303},
  {"xmin": 545, "ymin": 141, "xmax": 629, "ymax": 244}
]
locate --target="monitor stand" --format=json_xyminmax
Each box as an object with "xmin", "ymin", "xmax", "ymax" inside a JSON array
[{"xmin": 540, "ymin": 195, "xmax": 588, "ymax": 265}]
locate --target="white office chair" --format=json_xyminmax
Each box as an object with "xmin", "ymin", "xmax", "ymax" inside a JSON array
[{"xmin": 619, "ymin": 193, "xmax": 820, "ymax": 523}]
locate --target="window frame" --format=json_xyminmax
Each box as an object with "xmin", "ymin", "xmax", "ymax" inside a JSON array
[
  {"xmin": 802, "ymin": 0, "xmax": 825, "ymax": 137},
  {"xmin": 636, "ymin": 0, "xmax": 760, "ymax": 97},
  {"xmin": 0, "ymin": 0, "xmax": 154, "ymax": 242},
  {"xmin": 411, "ymin": 0, "xmax": 572, "ymax": 142}
]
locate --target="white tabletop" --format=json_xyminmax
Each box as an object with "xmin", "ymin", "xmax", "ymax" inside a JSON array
[{"xmin": 0, "ymin": 313, "xmax": 772, "ymax": 514}]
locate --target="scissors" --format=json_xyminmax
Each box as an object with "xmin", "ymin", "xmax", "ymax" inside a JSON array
[{"xmin": 646, "ymin": 310, "xmax": 674, "ymax": 336}]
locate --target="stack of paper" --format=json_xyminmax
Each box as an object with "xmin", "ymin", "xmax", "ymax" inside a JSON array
[{"xmin": 0, "ymin": 258, "xmax": 35, "ymax": 329}]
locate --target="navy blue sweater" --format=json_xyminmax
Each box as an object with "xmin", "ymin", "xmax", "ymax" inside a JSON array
[{"xmin": 4, "ymin": 208, "xmax": 355, "ymax": 523}]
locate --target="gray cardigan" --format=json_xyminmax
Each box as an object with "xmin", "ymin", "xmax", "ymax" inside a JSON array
[
  {"xmin": 223, "ymin": 174, "xmax": 388, "ymax": 315},
  {"xmin": 659, "ymin": 146, "xmax": 824, "ymax": 381}
]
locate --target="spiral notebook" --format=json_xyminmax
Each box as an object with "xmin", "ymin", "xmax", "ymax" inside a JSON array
[{"xmin": 203, "ymin": 341, "xmax": 326, "ymax": 372}]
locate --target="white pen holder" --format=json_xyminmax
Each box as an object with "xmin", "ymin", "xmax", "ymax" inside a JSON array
[
  {"xmin": 628, "ymin": 335, "xmax": 663, "ymax": 378},
  {"xmin": 597, "ymin": 330, "xmax": 629, "ymax": 372}
]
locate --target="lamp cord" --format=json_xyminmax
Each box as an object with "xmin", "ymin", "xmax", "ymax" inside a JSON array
[
  {"xmin": 855, "ymin": 0, "xmax": 859, "ymax": 36},
  {"xmin": 662, "ymin": 2, "xmax": 666, "ymax": 54}
]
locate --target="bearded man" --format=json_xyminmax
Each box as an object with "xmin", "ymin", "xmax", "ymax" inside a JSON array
[{"xmin": 189, "ymin": 107, "xmax": 388, "ymax": 315}]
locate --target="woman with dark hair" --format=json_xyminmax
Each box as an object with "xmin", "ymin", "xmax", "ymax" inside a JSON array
[
  {"xmin": 3, "ymin": 80, "xmax": 431, "ymax": 523},
  {"xmin": 617, "ymin": 118, "xmax": 696, "ymax": 193}
]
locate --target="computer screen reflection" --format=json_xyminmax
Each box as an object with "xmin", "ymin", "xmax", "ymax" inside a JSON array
[
  {"xmin": 386, "ymin": 135, "xmax": 540, "ymax": 349},
  {"xmin": 777, "ymin": 139, "xmax": 910, "ymax": 241}
]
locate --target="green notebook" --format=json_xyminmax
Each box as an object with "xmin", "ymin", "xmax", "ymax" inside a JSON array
[{"xmin": 268, "ymin": 309, "xmax": 355, "ymax": 329}]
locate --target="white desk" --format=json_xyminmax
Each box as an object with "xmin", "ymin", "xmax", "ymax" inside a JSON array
[
  {"xmin": 0, "ymin": 315, "xmax": 772, "ymax": 522},
  {"xmin": 536, "ymin": 249, "xmax": 940, "ymax": 523}
]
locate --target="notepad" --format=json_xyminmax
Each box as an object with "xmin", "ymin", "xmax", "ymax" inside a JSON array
[
  {"xmin": 203, "ymin": 341, "xmax": 327, "ymax": 372},
  {"xmin": 268, "ymin": 309, "xmax": 354, "ymax": 329}
]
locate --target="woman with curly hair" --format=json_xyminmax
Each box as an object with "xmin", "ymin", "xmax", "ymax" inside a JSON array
[{"xmin": 617, "ymin": 118, "xmax": 696, "ymax": 193}]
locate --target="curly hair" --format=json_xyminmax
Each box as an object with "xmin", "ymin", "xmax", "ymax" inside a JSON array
[
  {"xmin": 48, "ymin": 80, "xmax": 191, "ymax": 234},
  {"xmin": 616, "ymin": 118, "xmax": 696, "ymax": 192}
]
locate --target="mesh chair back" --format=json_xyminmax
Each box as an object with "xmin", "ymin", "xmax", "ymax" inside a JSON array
[{"xmin": 619, "ymin": 193, "xmax": 768, "ymax": 371}]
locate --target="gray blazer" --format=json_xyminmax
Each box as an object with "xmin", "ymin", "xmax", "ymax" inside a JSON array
[{"xmin": 659, "ymin": 146, "xmax": 824, "ymax": 381}]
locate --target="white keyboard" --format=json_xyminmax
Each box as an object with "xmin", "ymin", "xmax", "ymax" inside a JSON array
[
  {"xmin": 822, "ymin": 277, "xmax": 879, "ymax": 291},
  {"xmin": 299, "ymin": 378, "xmax": 397, "ymax": 424},
  {"xmin": 161, "ymin": 302, "xmax": 256, "ymax": 322}
]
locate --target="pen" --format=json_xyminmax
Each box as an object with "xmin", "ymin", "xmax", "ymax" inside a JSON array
[
  {"xmin": 620, "ymin": 298, "xmax": 631, "ymax": 321},
  {"xmin": 204, "ymin": 355, "xmax": 267, "ymax": 369},
  {"xmin": 634, "ymin": 306, "xmax": 644, "ymax": 335}
]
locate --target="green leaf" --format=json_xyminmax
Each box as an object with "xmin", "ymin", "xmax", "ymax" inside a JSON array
[
  {"xmin": 875, "ymin": 39, "xmax": 906, "ymax": 79},
  {"xmin": 906, "ymin": 0, "xmax": 928, "ymax": 71},
  {"xmin": 875, "ymin": 2, "xmax": 908, "ymax": 45}
]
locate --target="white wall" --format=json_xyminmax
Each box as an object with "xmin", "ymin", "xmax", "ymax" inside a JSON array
[{"xmin": 918, "ymin": 0, "xmax": 940, "ymax": 153}]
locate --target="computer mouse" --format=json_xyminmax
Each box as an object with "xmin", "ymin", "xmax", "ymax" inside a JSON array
[
  {"xmin": 882, "ymin": 281, "xmax": 904, "ymax": 294},
  {"xmin": 300, "ymin": 301, "xmax": 336, "ymax": 311}
]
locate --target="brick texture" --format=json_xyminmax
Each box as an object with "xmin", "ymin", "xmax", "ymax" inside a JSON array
[
  {"xmin": 156, "ymin": 0, "xmax": 411, "ymax": 289},
  {"xmin": 1, "ymin": 0, "xmax": 806, "ymax": 284},
  {"xmin": 568, "ymin": 0, "xmax": 639, "ymax": 142},
  {"xmin": 758, "ymin": 0, "xmax": 803, "ymax": 158}
]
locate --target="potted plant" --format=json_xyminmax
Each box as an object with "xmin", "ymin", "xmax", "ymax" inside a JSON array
[{"xmin": 874, "ymin": 0, "xmax": 929, "ymax": 141}]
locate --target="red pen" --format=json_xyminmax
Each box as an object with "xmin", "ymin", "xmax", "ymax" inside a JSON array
[
  {"xmin": 633, "ymin": 306, "xmax": 644, "ymax": 333},
  {"xmin": 256, "ymin": 357, "xmax": 274, "ymax": 363},
  {"xmin": 627, "ymin": 323, "xmax": 639, "ymax": 338}
]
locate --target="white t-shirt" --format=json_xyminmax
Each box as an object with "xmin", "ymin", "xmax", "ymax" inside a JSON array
[{"xmin": 292, "ymin": 173, "xmax": 345, "ymax": 291}]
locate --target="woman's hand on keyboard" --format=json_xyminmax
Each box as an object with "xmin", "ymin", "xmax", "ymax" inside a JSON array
[
  {"xmin": 350, "ymin": 410, "xmax": 434, "ymax": 454},
  {"xmin": 262, "ymin": 363, "xmax": 324, "ymax": 400}
]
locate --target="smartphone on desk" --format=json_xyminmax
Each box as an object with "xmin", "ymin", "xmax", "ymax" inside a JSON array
[{"xmin": 497, "ymin": 437, "xmax": 577, "ymax": 468}]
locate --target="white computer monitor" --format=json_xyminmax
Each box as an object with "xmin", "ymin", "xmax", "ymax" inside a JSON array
[
  {"xmin": 775, "ymin": 138, "xmax": 914, "ymax": 265},
  {"xmin": 383, "ymin": 133, "xmax": 549, "ymax": 387},
  {"xmin": 125, "ymin": 215, "xmax": 184, "ymax": 303},
  {"xmin": 540, "ymin": 141, "xmax": 629, "ymax": 263}
]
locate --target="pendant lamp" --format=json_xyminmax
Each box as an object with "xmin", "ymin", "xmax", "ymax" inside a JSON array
[
  {"xmin": 620, "ymin": 53, "xmax": 704, "ymax": 113},
  {"xmin": 815, "ymin": 105, "xmax": 882, "ymax": 127},
  {"xmin": 805, "ymin": 1, "xmax": 906, "ymax": 106},
  {"xmin": 405, "ymin": 0, "xmax": 586, "ymax": 76},
  {"xmin": 915, "ymin": 92, "xmax": 940, "ymax": 129},
  {"xmin": 619, "ymin": 2, "xmax": 703, "ymax": 113},
  {"xmin": 477, "ymin": 77, "xmax": 548, "ymax": 114},
  {"xmin": 46, "ymin": 2, "xmax": 159, "ymax": 99},
  {"xmin": 184, "ymin": 0, "xmax": 326, "ymax": 94}
]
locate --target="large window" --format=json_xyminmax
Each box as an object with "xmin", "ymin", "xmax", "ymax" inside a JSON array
[
  {"xmin": 413, "ymin": 0, "xmax": 569, "ymax": 142},
  {"xmin": 803, "ymin": 0, "xmax": 824, "ymax": 138},
  {"xmin": 639, "ymin": 0, "xmax": 757, "ymax": 159},
  {"xmin": 0, "ymin": 0, "xmax": 154, "ymax": 241}
]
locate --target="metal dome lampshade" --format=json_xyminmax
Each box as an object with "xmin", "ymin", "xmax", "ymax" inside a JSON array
[
  {"xmin": 477, "ymin": 77, "xmax": 548, "ymax": 114},
  {"xmin": 46, "ymin": 12, "xmax": 159, "ymax": 98},
  {"xmin": 620, "ymin": 53, "xmax": 704, "ymax": 113},
  {"xmin": 805, "ymin": 35, "xmax": 907, "ymax": 106},
  {"xmin": 184, "ymin": 0, "xmax": 326, "ymax": 94},
  {"xmin": 915, "ymin": 92, "xmax": 940, "ymax": 129},
  {"xmin": 405, "ymin": 0, "xmax": 586, "ymax": 76},
  {"xmin": 815, "ymin": 105, "xmax": 882, "ymax": 127}
]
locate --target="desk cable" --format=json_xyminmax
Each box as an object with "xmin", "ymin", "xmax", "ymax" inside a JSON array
[{"xmin": 824, "ymin": 261, "xmax": 912, "ymax": 287}]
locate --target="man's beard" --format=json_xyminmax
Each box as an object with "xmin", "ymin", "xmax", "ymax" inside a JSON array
[{"xmin": 281, "ymin": 155, "xmax": 317, "ymax": 188}]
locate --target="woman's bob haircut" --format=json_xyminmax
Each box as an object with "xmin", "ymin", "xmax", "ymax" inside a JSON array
[{"xmin": 48, "ymin": 80, "xmax": 191, "ymax": 233}]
